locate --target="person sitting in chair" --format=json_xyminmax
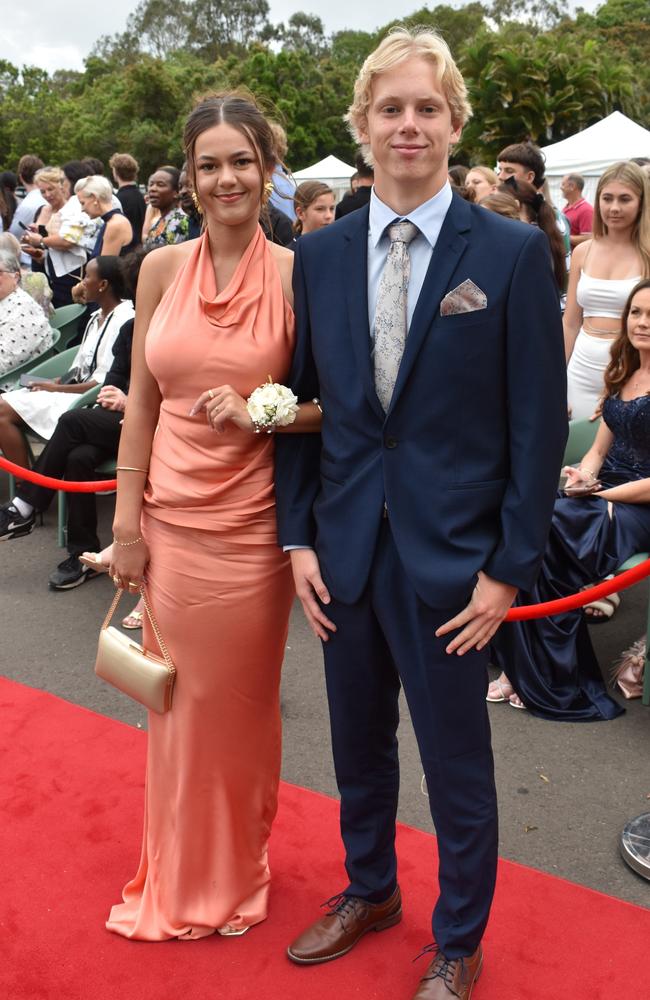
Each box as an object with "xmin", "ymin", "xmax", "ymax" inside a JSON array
[
  {"xmin": 0, "ymin": 256, "xmax": 133, "ymax": 477},
  {"xmin": 0, "ymin": 252, "xmax": 145, "ymax": 592}
]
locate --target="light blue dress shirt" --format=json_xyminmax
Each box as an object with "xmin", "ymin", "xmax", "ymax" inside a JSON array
[
  {"xmin": 284, "ymin": 182, "xmax": 454, "ymax": 551},
  {"xmin": 367, "ymin": 182, "xmax": 453, "ymax": 341},
  {"xmin": 270, "ymin": 164, "xmax": 297, "ymax": 222}
]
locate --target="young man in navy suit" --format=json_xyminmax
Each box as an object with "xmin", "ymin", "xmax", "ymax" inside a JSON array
[{"xmin": 275, "ymin": 28, "xmax": 567, "ymax": 999}]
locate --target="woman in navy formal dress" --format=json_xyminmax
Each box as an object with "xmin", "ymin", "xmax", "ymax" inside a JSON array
[{"xmin": 489, "ymin": 280, "xmax": 650, "ymax": 721}]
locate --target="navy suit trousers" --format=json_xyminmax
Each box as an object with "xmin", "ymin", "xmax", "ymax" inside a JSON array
[{"xmin": 321, "ymin": 521, "xmax": 499, "ymax": 958}]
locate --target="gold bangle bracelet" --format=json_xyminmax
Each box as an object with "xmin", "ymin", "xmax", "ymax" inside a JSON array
[
  {"xmin": 116, "ymin": 466, "xmax": 148, "ymax": 474},
  {"xmin": 113, "ymin": 535, "xmax": 144, "ymax": 547}
]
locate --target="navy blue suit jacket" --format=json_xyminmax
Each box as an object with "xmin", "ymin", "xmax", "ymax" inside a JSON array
[{"xmin": 275, "ymin": 193, "xmax": 568, "ymax": 609}]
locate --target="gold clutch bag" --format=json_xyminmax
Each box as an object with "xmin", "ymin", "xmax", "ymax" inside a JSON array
[{"xmin": 94, "ymin": 587, "xmax": 176, "ymax": 714}]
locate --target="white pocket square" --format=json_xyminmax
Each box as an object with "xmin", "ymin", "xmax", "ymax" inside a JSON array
[{"xmin": 440, "ymin": 279, "xmax": 488, "ymax": 316}]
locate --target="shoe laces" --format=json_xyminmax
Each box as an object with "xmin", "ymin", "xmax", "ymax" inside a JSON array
[
  {"xmin": 321, "ymin": 893, "xmax": 362, "ymax": 923},
  {"xmin": 413, "ymin": 943, "xmax": 467, "ymax": 997}
]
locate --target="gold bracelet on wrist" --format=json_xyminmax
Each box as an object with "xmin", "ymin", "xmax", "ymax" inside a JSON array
[
  {"xmin": 116, "ymin": 466, "xmax": 148, "ymax": 474},
  {"xmin": 113, "ymin": 535, "xmax": 144, "ymax": 547}
]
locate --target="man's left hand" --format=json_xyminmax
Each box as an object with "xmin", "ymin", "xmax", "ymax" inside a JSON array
[
  {"xmin": 435, "ymin": 571, "xmax": 518, "ymax": 656},
  {"xmin": 98, "ymin": 386, "xmax": 127, "ymax": 412}
]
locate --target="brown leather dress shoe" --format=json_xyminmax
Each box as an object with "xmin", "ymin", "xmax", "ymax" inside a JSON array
[
  {"xmin": 412, "ymin": 944, "xmax": 483, "ymax": 999},
  {"xmin": 287, "ymin": 886, "xmax": 402, "ymax": 964}
]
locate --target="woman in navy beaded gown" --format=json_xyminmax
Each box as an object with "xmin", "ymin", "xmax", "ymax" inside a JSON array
[{"xmin": 489, "ymin": 280, "xmax": 650, "ymax": 721}]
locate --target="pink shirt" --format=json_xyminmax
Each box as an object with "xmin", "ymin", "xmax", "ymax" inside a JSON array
[{"xmin": 563, "ymin": 197, "xmax": 593, "ymax": 236}]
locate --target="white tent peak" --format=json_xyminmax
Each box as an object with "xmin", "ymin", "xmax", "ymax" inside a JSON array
[
  {"xmin": 542, "ymin": 111, "xmax": 650, "ymax": 174},
  {"xmin": 541, "ymin": 111, "xmax": 650, "ymax": 204},
  {"xmin": 293, "ymin": 154, "xmax": 356, "ymax": 180}
]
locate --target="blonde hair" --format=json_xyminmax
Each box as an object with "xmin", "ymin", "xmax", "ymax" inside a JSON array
[
  {"xmin": 593, "ymin": 161, "xmax": 650, "ymax": 277},
  {"xmin": 467, "ymin": 165, "xmax": 498, "ymax": 187},
  {"xmin": 0, "ymin": 232, "xmax": 21, "ymax": 257},
  {"xmin": 34, "ymin": 166, "xmax": 65, "ymax": 188},
  {"xmin": 268, "ymin": 121, "xmax": 288, "ymax": 162},
  {"xmin": 480, "ymin": 191, "xmax": 520, "ymax": 221},
  {"xmin": 345, "ymin": 27, "xmax": 472, "ymax": 164},
  {"xmin": 74, "ymin": 174, "xmax": 113, "ymax": 206}
]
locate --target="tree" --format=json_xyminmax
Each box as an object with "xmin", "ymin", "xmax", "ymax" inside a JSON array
[
  {"xmin": 488, "ymin": 0, "xmax": 569, "ymax": 30},
  {"xmin": 127, "ymin": 0, "xmax": 192, "ymax": 58},
  {"xmin": 379, "ymin": 4, "xmax": 488, "ymax": 56},
  {"xmin": 280, "ymin": 12, "xmax": 327, "ymax": 56},
  {"xmin": 188, "ymin": 0, "xmax": 273, "ymax": 60},
  {"xmin": 329, "ymin": 29, "xmax": 377, "ymax": 67},
  {"xmin": 458, "ymin": 29, "xmax": 639, "ymax": 161}
]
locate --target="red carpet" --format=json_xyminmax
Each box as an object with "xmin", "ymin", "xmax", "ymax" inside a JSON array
[{"xmin": 1, "ymin": 677, "xmax": 648, "ymax": 1000}]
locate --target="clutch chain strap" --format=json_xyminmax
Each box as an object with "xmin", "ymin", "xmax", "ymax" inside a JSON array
[{"xmin": 101, "ymin": 585, "xmax": 175, "ymax": 672}]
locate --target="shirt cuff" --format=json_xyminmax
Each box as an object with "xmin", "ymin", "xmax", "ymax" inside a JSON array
[{"xmin": 282, "ymin": 545, "xmax": 314, "ymax": 552}]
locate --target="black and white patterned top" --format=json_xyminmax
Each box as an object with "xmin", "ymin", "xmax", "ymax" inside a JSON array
[{"xmin": 0, "ymin": 285, "xmax": 54, "ymax": 387}]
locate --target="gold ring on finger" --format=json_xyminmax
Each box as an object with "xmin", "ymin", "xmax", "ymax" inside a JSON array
[
  {"xmin": 128, "ymin": 582, "xmax": 139, "ymax": 591},
  {"xmin": 112, "ymin": 575, "xmax": 120, "ymax": 586},
  {"xmin": 208, "ymin": 388, "xmax": 215, "ymax": 399}
]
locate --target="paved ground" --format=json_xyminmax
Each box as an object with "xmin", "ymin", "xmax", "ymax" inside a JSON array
[{"xmin": 1, "ymin": 483, "xmax": 649, "ymax": 909}]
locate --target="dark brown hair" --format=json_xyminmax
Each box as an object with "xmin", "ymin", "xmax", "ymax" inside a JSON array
[
  {"xmin": 497, "ymin": 141, "xmax": 545, "ymax": 188},
  {"xmin": 498, "ymin": 177, "xmax": 567, "ymax": 292},
  {"xmin": 183, "ymin": 91, "xmax": 275, "ymax": 205},
  {"xmin": 604, "ymin": 279, "xmax": 650, "ymax": 398}
]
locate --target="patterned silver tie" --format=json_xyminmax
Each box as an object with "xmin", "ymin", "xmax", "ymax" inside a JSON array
[{"xmin": 373, "ymin": 220, "xmax": 419, "ymax": 412}]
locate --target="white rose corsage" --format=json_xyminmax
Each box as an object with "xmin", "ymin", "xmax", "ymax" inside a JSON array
[{"xmin": 247, "ymin": 376, "xmax": 299, "ymax": 434}]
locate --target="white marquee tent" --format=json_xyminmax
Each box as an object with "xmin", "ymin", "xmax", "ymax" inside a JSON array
[
  {"xmin": 542, "ymin": 111, "xmax": 650, "ymax": 206},
  {"xmin": 292, "ymin": 154, "xmax": 356, "ymax": 202}
]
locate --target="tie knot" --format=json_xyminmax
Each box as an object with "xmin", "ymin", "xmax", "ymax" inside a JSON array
[{"xmin": 387, "ymin": 220, "xmax": 418, "ymax": 246}]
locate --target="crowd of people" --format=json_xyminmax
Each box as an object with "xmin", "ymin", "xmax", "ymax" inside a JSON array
[{"xmin": 1, "ymin": 24, "xmax": 650, "ymax": 999}]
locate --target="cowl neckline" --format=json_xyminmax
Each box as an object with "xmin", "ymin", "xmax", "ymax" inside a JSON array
[{"xmin": 196, "ymin": 224, "xmax": 269, "ymax": 329}]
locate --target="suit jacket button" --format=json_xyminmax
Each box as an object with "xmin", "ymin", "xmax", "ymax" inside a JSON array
[{"xmin": 385, "ymin": 436, "xmax": 398, "ymax": 449}]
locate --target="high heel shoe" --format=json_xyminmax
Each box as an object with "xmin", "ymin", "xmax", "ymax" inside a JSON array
[
  {"xmin": 79, "ymin": 551, "xmax": 110, "ymax": 574},
  {"xmin": 217, "ymin": 924, "xmax": 250, "ymax": 937}
]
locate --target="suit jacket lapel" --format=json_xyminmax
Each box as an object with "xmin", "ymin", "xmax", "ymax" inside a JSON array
[
  {"xmin": 343, "ymin": 207, "xmax": 385, "ymax": 421},
  {"xmin": 388, "ymin": 195, "xmax": 471, "ymax": 415}
]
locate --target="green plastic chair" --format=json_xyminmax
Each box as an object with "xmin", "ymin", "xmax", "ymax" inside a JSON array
[
  {"xmin": 564, "ymin": 418, "xmax": 649, "ymax": 705},
  {"xmin": 4, "ymin": 347, "xmax": 101, "ymax": 498},
  {"xmin": 50, "ymin": 303, "xmax": 86, "ymax": 352},
  {"xmin": 562, "ymin": 417, "xmax": 599, "ymax": 467},
  {"xmin": 1, "ymin": 328, "xmax": 61, "ymax": 390}
]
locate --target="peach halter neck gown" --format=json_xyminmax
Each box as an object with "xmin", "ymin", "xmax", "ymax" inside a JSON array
[{"xmin": 106, "ymin": 227, "xmax": 296, "ymax": 941}]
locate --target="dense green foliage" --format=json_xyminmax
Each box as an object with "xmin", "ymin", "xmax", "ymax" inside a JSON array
[{"xmin": 0, "ymin": 0, "xmax": 647, "ymax": 176}]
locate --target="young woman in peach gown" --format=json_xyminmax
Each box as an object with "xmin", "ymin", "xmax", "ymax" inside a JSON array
[{"xmin": 105, "ymin": 93, "xmax": 320, "ymax": 941}]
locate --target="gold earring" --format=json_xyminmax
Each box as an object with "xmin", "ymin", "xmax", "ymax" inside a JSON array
[
  {"xmin": 262, "ymin": 180, "xmax": 274, "ymax": 205},
  {"xmin": 191, "ymin": 191, "xmax": 202, "ymax": 214}
]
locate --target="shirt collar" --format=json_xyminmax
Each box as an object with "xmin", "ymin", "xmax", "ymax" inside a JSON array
[{"xmin": 369, "ymin": 182, "xmax": 453, "ymax": 249}]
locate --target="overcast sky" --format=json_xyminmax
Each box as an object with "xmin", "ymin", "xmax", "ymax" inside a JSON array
[{"xmin": 2, "ymin": 1, "xmax": 600, "ymax": 74}]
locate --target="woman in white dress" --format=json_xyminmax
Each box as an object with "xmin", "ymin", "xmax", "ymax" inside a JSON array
[
  {"xmin": 564, "ymin": 161, "xmax": 649, "ymax": 420},
  {"xmin": 0, "ymin": 255, "xmax": 133, "ymax": 470},
  {"xmin": 0, "ymin": 250, "xmax": 53, "ymax": 388}
]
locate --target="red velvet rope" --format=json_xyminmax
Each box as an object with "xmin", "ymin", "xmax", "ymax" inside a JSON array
[
  {"xmin": 0, "ymin": 455, "xmax": 117, "ymax": 493},
  {"xmin": 2, "ymin": 453, "xmax": 650, "ymax": 620}
]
